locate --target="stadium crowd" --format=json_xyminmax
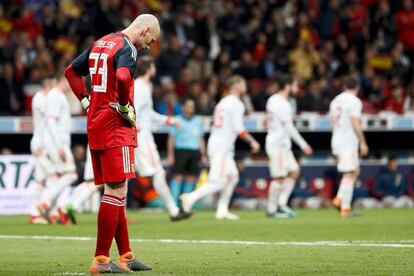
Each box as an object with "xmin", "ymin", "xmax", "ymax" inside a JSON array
[{"xmin": 2, "ymin": 0, "xmax": 414, "ymax": 115}]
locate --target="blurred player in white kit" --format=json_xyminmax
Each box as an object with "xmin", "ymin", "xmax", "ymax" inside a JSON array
[
  {"xmin": 36, "ymin": 73, "xmax": 78, "ymax": 223},
  {"xmin": 66, "ymin": 145, "xmax": 100, "ymax": 224},
  {"xmin": 134, "ymin": 56, "xmax": 189, "ymax": 221},
  {"xmin": 29, "ymin": 77, "xmax": 55, "ymax": 224},
  {"xmin": 181, "ymin": 75, "xmax": 260, "ymax": 220},
  {"xmin": 330, "ymin": 76, "xmax": 369, "ymax": 218},
  {"xmin": 265, "ymin": 75, "xmax": 313, "ymax": 218}
]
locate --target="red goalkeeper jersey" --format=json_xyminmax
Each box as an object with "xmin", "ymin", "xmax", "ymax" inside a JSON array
[{"xmin": 71, "ymin": 32, "xmax": 138, "ymax": 150}]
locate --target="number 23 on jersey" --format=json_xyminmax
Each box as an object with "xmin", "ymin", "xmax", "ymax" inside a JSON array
[{"xmin": 89, "ymin": 53, "xmax": 108, "ymax": 93}]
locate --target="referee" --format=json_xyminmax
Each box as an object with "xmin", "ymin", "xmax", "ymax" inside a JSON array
[{"xmin": 167, "ymin": 98, "xmax": 207, "ymax": 204}]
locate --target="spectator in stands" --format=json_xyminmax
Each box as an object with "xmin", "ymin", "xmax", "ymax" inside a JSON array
[
  {"xmin": 258, "ymin": 50, "xmax": 278, "ymax": 79},
  {"xmin": 288, "ymin": 37, "xmax": 320, "ymax": 81},
  {"xmin": 395, "ymin": 0, "xmax": 414, "ymax": 57},
  {"xmin": 353, "ymin": 180, "xmax": 382, "ymax": 209},
  {"xmin": 175, "ymin": 67, "xmax": 193, "ymax": 97},
  {"xmin": 0, "ymin": 63, "xmax": 24, "ymax": 115},
  {"xmin": 195, "ymin": 93, "xmax": 214, "ymax": 116},
  {"xmin": 318, "ymin": 0, "xmax": 341, "ymax": 40},
  {"xmin": 371, "ymin": 0, "xmax": 396, "ymax": 49},
  {"xmin": 235, "ymin": 51, "xmax": 259, "ymax": 80},
  {"xmin": 372, "ymin": 156, "xmax": 414, "ymax": 208},
  {"xmin": 186, "ymin": 46, "xmax": 213, "ymax": 82},
  {"xmin": 334, "ymin": 47, "xmax": 360, "ymax": 77},
  {"xmin": 157, "ymin": 35, "xmax": 187, "ymax": 82},
  {"xmin": 383, "ymin": 81, "xmax": 405, "ymax": 114},
  {"xmin": 1, "ymin": 0, "xmax": 414, "ymax": 115},
  {"xmin": 156, "ymin": 91, "xmax": 182, "ymax": 116},
  {"xmin": 290, "ymin": 178, "xmax": 322, "ymax": 210},
  {"xmin": 403, "ymin": 77, "xmax": 414, "ymax": 112},
  {"xmin": 390, "ymin": 42, "xmax": 411, "ymax": 81},
  {"xmin": 163, "ymin": 6, "xmax": 196, "ymax": 54},
  {"xmin": 298, "ymin": 78, "xmax": 331, "ymax": 112},
  {"xmin": 252, "ymin": 80, "xmax": 277, "ymax": 112}
]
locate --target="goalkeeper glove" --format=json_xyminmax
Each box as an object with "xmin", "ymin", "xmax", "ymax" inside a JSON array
[
  {"xmin": 109, "ymin": 102, "xmax": 136, "ymax": 126},
  {"xmin": 81, "ymin": 96, "xmax": 90, "ymax": 112}
]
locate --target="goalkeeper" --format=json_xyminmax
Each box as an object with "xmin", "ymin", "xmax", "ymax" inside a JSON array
[{"xmin": 65, "ymin": 13, "xmax": 159, "ymax": 274}]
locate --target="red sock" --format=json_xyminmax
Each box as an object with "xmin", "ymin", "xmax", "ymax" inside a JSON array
[
  {"xmin": 115, "ymin": 200, "xmax": 131, "ymax": 256},
  {"xmin": 95, "ymin": 194, "xmax": 124, "ymax": 257}
]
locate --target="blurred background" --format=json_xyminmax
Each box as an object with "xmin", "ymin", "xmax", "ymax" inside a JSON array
[{"xmin": 0, "ymin": 0, "xmax": 414, "ymax": 214}]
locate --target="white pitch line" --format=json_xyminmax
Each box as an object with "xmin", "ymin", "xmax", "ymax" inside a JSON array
[{"xmin": 0, "ymin": 235, "xmax": 413, "ymax": 248}]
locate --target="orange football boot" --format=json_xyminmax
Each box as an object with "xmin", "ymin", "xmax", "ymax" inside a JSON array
[
  {"xmin": 118, "ymin": 252, "xmax": 151, "ymax": 271},
  {"xmin": 332, "ymin": 197, "xmax": 341, "ymax": 210},
  {"xmin": 90, "ymin": 255, "xmax": 131, "ymax": 274}
]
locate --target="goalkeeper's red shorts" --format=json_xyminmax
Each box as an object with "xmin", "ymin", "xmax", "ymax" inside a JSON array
[{"xmin": 90, "ymin": 146, "xmax": 135, "ymax": 185}]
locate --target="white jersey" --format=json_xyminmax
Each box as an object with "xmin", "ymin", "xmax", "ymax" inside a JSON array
[
  {"xmin": 329, "ymin": 91, "xmax": 362, "ymax": 154},
  {"xmin": 207, "ymin": 95, "xmax": 246, "ymax": 156},
  {"xmin": 44, "ymin": 87, "xmax": 72, "ymax": 148},
  {"xmin": 31, "ymin": 91, "xmax": 47, "ymax": 151},
  {"xmin": 265, "ymin": 94, "xmax": 293, "ymax": 151},
  {"xmin": 134, "ymin": 78, "xmax": 168, "ymax": 143}
]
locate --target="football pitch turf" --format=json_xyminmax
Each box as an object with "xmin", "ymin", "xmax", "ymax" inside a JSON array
[{"xmin": 0, "ymin": 209, "xmax": 413, "ymax": 275}]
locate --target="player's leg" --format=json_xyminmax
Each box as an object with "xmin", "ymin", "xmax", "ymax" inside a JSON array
[
  {"xmin": 92, "ymin": 181, "xmax": 134, "ymax": 274},
  {"xmin": 66, "ymin": 181, "xmax": 97, "ymax": 223},
  {"xmin": 39, "ymin": 147, "xmax": 77, "ymax": 214},
  {"xmin": 181, "ymin": 154, "xmax": 227, "ymax": 214},
  {"xmin": 53, "ymin": 186, "xmax": 72, "ymax": 224},
  {"xmin": 169, "ymin": 175, "xmax": 183, "ymax": 205},
  {"xmin": 334, "ymin": 148, "xmax": 359, "ymax": 217},
  {"xmin": 29, "ymin": 155, "xmax": 49, "ymax": 223},
  {"xmin": 266, "ymin": 149, "xmax": 286, "ymax": 217},
  {"xmin": 66, "ymin": 146, "xmax": 95, "ymax": 223},
  {"xmin": 338, "ymin": 171, "xmax": 358, "ymax": 217},
  {"xmin": 136, "ymin": 142, "xmax": 180, "ymax": 218},
  {"xmin": 182, "ymin": 151, "xmax": 200, "ymax": 194},
  {"xmin": 216, "ymin": 156, "xmax": 239, "ymax": 220},
  {"xmin": 91, "ymin": 146, "xmax": 147, "ymax": 274},
  {"xmin": 169, "ymin": 149, "xmax": 185, "ymax": 204},
  {"xmin": 277, "ymin": 152, "xmax": 300, "ymax": 217}
]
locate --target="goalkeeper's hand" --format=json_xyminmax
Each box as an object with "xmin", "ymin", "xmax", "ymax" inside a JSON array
[
  {"xmin": 81, "ymin": 96, "xmax": 90, "ymax": 112},
  {"xmin": 109, "ymin": 102, "xmax": 136, "ymax": 126}
]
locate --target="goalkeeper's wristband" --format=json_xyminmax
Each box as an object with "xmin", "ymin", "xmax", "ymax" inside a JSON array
[{"xmin": 80, "ymin": 96, "xmax": 90, "ymax": 111}]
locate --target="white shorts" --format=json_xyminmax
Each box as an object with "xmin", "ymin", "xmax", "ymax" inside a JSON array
[
  {"xmin": 335, "ymin": 148, "xmax": 359, "ymax": 173},
  {"xmin": 45, "ymin": 146, "xmax": 76, "ymax": 174},
  {"xmin": 32, "ymin": 153, "xmax": 55, "ymax": 183},
  {"xmin": 83, "ymin": 145, "xmax": 94, "ymax": 181},
  {"xmin": 135, "ymin": 141, "xmax": 163, "ymax": 177},
  {"xmin": 208, "ymin": 153, "xmax": 239, "ymax": 182},
  {"xmin": 267, "ymin": 148, "xmax": 299, "ymax": 178}
]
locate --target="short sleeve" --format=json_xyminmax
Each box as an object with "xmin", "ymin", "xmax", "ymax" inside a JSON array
[
  {"xmin": 349, "ymin": 99, "xmax": 362, "ymax": 118},
  {"xmin": 115, "ymin": 41, "xmax": 137, "ymax": 76},
  {"xmin": 72, "ymin": 47, "xmax": 91, "ymax": 76}
]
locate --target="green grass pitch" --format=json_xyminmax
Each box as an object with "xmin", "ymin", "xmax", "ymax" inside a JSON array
[{"xmin": 0, "ymin": 209, "xmax": 413, "ymax": 275}]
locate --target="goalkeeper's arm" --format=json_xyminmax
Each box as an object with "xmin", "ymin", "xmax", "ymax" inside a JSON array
[
  {"xmin": 64, "ymin": 64, "xmax": 90, "ymax": 111},
  {"xmin": 108, "ymin": 67, "xmax": 136, "ymax": 126}
]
